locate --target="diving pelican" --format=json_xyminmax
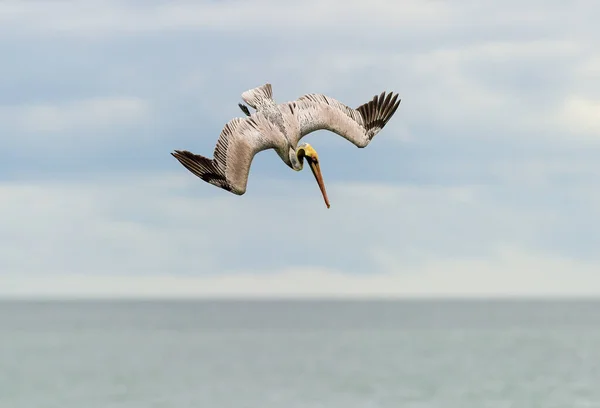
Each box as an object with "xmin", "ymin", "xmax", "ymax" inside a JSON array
[{"xmin": 171, "ymin": 83, "xmax": 401, "ymax": 208}]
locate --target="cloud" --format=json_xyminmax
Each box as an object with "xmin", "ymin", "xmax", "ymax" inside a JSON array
[
  {"xmin": 2, "ymin": 248, "xmax": 599, "ymax": 298},
  {"xmin": 0, "ymin": 97, "xmax": 150, "ymax": 152},
  {"xmin": 1, "ymin": 172, "xmax": 598, "ymax": 297},
  {"xmin": 1, "ymin": 97, "xmax": 148, "ymax": 132},
  {"xmin": 559, "ymin": 96, "xmax": 600, "ymax": 138},
  {"xmin": 0, "ymin": 0, "xmax": 449, "ymax": 36},
  {"xmin": 0, "ymin": 0, "xmax": 598, "ymax": 298},
  {"xmin": 1, "ymin": 0, "xmax": 597, "ymax": 150}
]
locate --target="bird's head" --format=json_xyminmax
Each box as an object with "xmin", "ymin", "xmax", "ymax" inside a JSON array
[{"xmin": 296, "ymin": 143, "xmax": 330, "ymax": 209}]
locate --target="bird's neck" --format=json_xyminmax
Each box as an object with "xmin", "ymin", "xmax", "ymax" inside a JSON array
[{"xmin": 289, "ymin": 147, "xmax": 303, "ymax": 171}]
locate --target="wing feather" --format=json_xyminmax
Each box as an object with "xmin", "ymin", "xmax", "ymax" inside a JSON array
[
  {"xmin": 288, "ymin": 91, "xmax": 401, "ymax": 148},
  {"xmin": 172, "ymin": 115, "xmax": 279, "ymax": 195}
]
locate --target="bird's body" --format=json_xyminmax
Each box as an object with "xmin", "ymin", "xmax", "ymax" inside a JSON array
[{"xmin": 172, "ymin": 83, "xmax": 401, "ymax": 208}]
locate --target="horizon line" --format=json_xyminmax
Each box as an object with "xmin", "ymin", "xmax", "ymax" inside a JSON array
[{"xmin": 2, "ymin": 295, "xmax": 600, "ymax": 302}]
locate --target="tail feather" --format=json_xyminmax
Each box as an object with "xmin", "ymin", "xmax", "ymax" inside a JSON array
[
  {"xmin": 241, "ymin": 83, "xmax": 273, "ymax": 109},
  {"xmin": 356, "ymin": 91, "xmax": 401, "ymax": 139}
]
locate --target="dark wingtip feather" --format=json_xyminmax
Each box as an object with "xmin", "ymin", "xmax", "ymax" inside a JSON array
[
  {"xmin": 171, "ymin": 149, "xmax": 234, "ymax": 193},
  {"xmin": 238, "ymin": 103, "xmax": 251, "ymax": 117},
  {"xmin": 356, "ymin": 91, "xmax": 402, "ymax": 133}
]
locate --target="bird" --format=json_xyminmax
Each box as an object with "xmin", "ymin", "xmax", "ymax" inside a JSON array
[{"xmin": 171, "ymin": 83, "xmax": 401, "ymax": 209}]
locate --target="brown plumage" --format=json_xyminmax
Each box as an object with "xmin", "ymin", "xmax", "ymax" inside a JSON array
[{"xmin": 172, "ymin": 83, "xmax": 401, "ymax": 198}]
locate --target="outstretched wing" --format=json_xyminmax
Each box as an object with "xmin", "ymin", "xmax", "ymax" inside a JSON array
[
  {"xmin": 287, "ymin": 91, "xmax": 401, "ymax": 148},
  {"xmin": 171, "ymin": 115, "xmax": 279, "ymax": 195}
]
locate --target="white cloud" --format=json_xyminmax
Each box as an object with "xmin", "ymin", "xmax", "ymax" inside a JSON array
[
  {"xmin": 0, "ymin": 0, "xmax": 598, "ymax": 299},
  {"xmin": 2, "ymin": 0, "xmax": 597, "ymax": 149},
  {"xmin": 0, "ymin": 97, "xmax": 148, "ymax": 132},
  {"xmin": 0, "ymin": 174, "xmax": 218, "ymax": 276},
  {"xmin": 3, "ymin": 0, "xmax": 594, "ymax": 41},
  {"xmin": 559, "ymin": 96, "xmax": 600, "ymax": 139},
  {"xmin": 201, "ymin": 37, "xmax": 596, "ymax": 145},
  {"xmin": 0, "ymin": 97, "xmax": 150, "ymax": 149},
  {"xmin": 0, "ymin": 0, "xmax": 449, "ymax": 35},
  {"xmin": 392, "ymin": 40, "xmax": 593, "ymax": 140},
  {"xmin": 0, "ymin": 173, "xmax": 597, "ymax": 298},
  {"xmin": 2, "ymin": 247, "xmax": 599, "ymax": 298}
]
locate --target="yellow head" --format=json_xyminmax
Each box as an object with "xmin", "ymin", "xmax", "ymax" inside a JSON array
[
  {"xmin": 298, "ymin": 143, "xmax": 319, "ymax": 160},
  {"xmin": 296, "ymin": 143, "xmax": 330, "ymax": 209}
]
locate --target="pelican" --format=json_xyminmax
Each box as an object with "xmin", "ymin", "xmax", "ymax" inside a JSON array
[{"xmin": 171, "ymin": 83, "xmax": 401, "ymax": 208}]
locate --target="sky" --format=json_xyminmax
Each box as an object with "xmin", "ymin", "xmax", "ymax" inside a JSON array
[{"xmin": 0, "ymin": 0, "xmax": 599, "ymax": 298}]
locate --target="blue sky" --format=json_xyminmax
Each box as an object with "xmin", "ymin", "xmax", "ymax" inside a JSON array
[{"xmin": 1, "ymin": 0, "xmax": 599, "ymax": 297}]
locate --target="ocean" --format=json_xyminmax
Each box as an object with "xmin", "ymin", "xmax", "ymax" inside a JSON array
[{"xmin": 1, "ymin": 299, "xmax": 599, "ymax": 407}]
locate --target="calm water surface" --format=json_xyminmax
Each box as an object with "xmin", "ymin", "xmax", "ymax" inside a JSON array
[{"xmin": 1, "ymin": 299, "xmax": 599, "ymax": 407}]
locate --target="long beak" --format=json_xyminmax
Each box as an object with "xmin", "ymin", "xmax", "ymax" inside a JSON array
[{"xmin": 307, "ymin": 157, "xmax": 331, "ymax": 209}]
